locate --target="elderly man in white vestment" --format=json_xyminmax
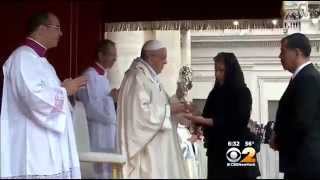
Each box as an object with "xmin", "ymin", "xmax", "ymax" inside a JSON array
[
  {"xmin": 77, "ymin": 39, "xmax": 119, "ymax": 178},
  {"xmin": 0, "ymin": 12, "xmax": 87, "ymax": 178},
  {"xmin": 117, "ymin": 40, "xmax": 190, "ymax": 178}
]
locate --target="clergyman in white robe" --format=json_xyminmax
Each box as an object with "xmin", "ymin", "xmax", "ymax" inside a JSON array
[
  {"xmin": 77, "ymin": 62, "xmax": 117, "ymax": 178},
  {"xmin": 0, "ymin": 38, "xmax": 81, "ymax": 178},
  {"xmin": 118, "ymin": 56, "xmax": 188, "ymax": 178}
]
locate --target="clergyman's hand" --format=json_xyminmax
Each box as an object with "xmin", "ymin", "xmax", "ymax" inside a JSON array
[
  {"xmin": 171, "ymin": 102, "xmax": 189, "ymax": 114},
  {"xmin": 62, "ymin": 76, "xmax": 87, "ymax": 96},
  {"xmin": 110, "ymin": 88, "xmax": 119, "ymax": 102}
]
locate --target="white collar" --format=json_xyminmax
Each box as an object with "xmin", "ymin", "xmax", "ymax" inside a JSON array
[
  {"xmin": 96, "ymin": 62, "xmax": 108, "ymax": 74},
  {"xmin": 292, "ymin": 61, "xmax": 312, "ymax": 79},
  {"xmin": 96, "ymin": 62, "xmax": 105, "ymax": 70},
  {"xmin": 139, "ymin": 58, "xmax": 159, "ymax": 81}
]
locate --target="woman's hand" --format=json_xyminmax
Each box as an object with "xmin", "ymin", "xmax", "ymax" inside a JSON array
[{"xmin": 183, "ymin": 113, "xmax": 214, "ymax": 127}]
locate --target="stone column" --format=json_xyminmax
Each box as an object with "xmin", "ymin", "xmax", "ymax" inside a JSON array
[{"xmin": 180, "ymin": 30, "xmax": 192, "ymax": 66}]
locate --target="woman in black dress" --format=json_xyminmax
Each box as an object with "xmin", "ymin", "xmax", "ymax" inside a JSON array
[{"xmin": 185, "ymin": 52, "xmax": 260, "ymax": 179}]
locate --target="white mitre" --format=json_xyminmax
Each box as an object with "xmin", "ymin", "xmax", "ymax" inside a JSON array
[{"xmin": 142, "ymin": 40, "xmax": 165, "ymax": 51}]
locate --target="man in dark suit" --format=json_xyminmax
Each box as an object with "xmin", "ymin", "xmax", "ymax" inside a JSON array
[{"xmin": 270, "ymin": 33, "xmax": 320, "ymax": 179}]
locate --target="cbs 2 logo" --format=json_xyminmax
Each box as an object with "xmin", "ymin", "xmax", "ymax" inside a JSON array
[{"xmin": 226, "ymin": 147, "xmax": 256, "ymax": 163}]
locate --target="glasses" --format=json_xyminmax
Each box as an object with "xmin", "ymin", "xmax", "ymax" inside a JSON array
[{"xmin": 45, "ymin": 24, "xmax": 62, "ymax": 32}]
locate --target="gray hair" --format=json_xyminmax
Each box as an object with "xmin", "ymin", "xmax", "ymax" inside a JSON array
[
  {"xmin": 96, "ymin": 39, "xmax": 116, "ymax": 56},
  {"xmin": 141, "ymin": 49, "xmax": 153, "ymax": 61}
]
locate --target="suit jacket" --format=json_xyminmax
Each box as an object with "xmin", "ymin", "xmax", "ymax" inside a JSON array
[{"xmin": 274, "ymin": 63, "xmax": 320, "ymax": 178}]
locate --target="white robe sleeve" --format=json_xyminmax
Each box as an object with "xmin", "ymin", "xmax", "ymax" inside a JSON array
[
  {"xmin": 77, "ymin": 70, "xmax": 116, "ymax": 125},
  {"xmin": 16, "ymin": 52, "xmax": 67, "ymax": 133}
]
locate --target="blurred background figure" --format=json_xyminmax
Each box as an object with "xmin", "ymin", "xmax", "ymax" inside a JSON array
[{"xmin": 77, "ymin": 39, "xmax": 119, "ymax": 179}]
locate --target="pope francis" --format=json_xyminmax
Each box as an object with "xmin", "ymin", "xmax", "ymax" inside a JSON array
[{"xmin": 117, "ymin": 40, "xmax": 189, "ymax": 178}]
